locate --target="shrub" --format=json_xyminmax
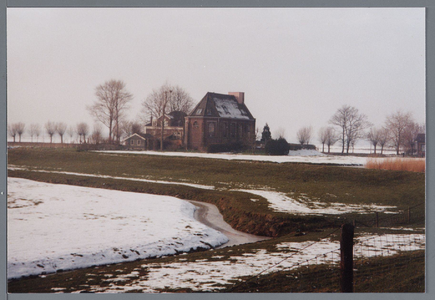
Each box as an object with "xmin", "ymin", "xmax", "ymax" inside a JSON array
[
  {"xmin": 288, "ymin": 143, "xmax": 302, "ymax": 151},
  {"xmin": 265, "ymin": 138, "xmax": 290, "ymax": 155},
  {"xmin": 207, "ymin": 142, "xmax": 245, "ymax": 153}
]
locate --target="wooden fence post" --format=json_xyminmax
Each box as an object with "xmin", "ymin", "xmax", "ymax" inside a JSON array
[{"xmin": 340, "ymin": 223, "xmax": 354, "ymax": 293}]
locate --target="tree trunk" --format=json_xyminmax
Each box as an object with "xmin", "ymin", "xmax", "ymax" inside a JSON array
[
  {"xmin": 109, "ymin": 119, "xmax": 113, "ymax": 144},
  {"xmin": 161, "ymin": 110, "xmax": 165, "ymax": 151}
]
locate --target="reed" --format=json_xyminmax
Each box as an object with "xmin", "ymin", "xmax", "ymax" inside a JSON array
[{"xmin": 365, "ymin": 157, "xmax": 425, "ymax": 173}]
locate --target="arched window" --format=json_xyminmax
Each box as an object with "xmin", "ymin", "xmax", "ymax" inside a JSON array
[
  {"xmin": 230, "ymin": 123, "xmax": 236, "ymax": 138},
  {"xmin": 193, "ymin": 121, "xmax": 199, "ymax": 129},
  {"xmin": 222, "ymin": 122, "xmax": 228, "ymax": 137},
  {"xmin": 208, "ymin": 122, "xmax": 215, "ymax": 137}
]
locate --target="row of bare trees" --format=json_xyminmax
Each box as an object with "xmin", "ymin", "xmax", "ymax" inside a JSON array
[
  {"xmin": 8, "ymin": 121, "xmax": 99, "ymax": 144},
  {"xmin": 9, "ymin": 80, "xmax": 194, "ymax": 147},
  {"xmin": 86, "ymin": 80, "xmax": 194, "ymax": 148},
  {"xmin": 297, "ymin": 105, "xmax": 424, "ymax": 155}
]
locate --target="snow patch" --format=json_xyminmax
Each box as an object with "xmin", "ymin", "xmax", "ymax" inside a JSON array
[
  {"xmin": 96, "ymin": 150, "xmax": 373, "ymax": 166},
  {"xmin": 88, "ymin": 234, "xmax": 424, "ymax": 293},
  {"xmin": 7, "ymin": 178, "xmax": 228, "ymax": 279},
  {"xmin": 236, "ymin": 189, "xmax": 398, "ymax": 215}
]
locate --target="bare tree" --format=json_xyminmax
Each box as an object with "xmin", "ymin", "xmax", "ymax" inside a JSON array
[
  {"xmin": 120, "ymin": 120, "xmax": 142, "ymax": 139},
  {"xmin": 88, "ymin": 79, "xmax": 133, "ymax": 144},
  {"xmin": 274, "ymin": 127, "xmax": 286, "ymax": 139},
  {"xmin": 367, "ymin": 127, "xmax": 382, "ymax": 154},
  {"xmin": 29, "ymin": 123, "xmax": 41, "ymax": 143},
  {"xmin": 142, "ymin": 83, "xmax": 193, "ymax": 123},
  {"xmin": 77, "ymin": 122, "xmax": 89, "ymax": 143},
  {"xmin": 45, "ymin": 121, "xmax": 56, "ymax": 143},
  {"xmin": 329, "ymin": 105, "xmax": 370, "ymax": 154},
  {"xmin": 378, "ymin": 128, "xmax": 390, "ymax": 155},
  {"xmin": 319, "ymin": 127, "xmax": 336, "ymax": 153},
  {"xmin": 297, "ymin": 126, "xmax": 312, "ymax": 145},
  {"xmin": 324, "ymin": 127, "xmax": 339, "ymax": 153},
  {"xmin": 67, "ymin": 126, "xmax": 75, "ymax": 143},
  {"xmin": 15, "ymin": 122, "xmax": 26, "ymax": 142},
  {"xmin": 142, "ymin": 84, "xmax": 177, "ymax": 150},
  {"xmin": 55, "ymin": 122, "xmax": 67, "ymax": 144},
  {"xmin": 385, "ymin": 110, "xmax": 414, "ymax": 155},
  {"xmin": 167, "ymin": 85, "xmax": 194, "ymax": 113},
  {"xmin": 8, "ymin": 124, "xmax": 18, "ymax": 142},
  {"xmin": 403, "ymin": 121, "xmax": 424, "ymax": 155},
  {"xmin": 91, "ymin": 123, "xmax": 103, "ymax": 145}
]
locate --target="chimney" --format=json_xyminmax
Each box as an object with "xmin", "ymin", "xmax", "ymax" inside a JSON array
[{"xmin": 229, "ymin": 92, "xmax": 244, "ymax": 105}]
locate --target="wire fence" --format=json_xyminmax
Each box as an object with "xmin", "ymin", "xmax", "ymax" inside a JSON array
[
  {"xmin": 227, "ymin": 205, "xmax": 426, "ymax": 293},
  {"xmin": 350, "ymin": 202, "xmax": 425, "ymax": 228}
]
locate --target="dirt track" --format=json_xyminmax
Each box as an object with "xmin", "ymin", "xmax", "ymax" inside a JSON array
[{"xmin": 188, "ymin": 200, "xmax": 270, "ymax": 248}]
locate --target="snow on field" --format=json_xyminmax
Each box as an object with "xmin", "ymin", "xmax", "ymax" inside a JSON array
[
  {"xmin": 237, "ymin": 189, "xmax": 398, "ymax": 215},
  {"xmin": 97, "ymin": 150, "xmax": 373, "ymax": 166},
  {"xmin": 7, "ymin": 178, "xmax": 228, "ymax": 279},
  {"xmin": 86, "ymin": 234, "xmax": 425, "ymax": 293}
]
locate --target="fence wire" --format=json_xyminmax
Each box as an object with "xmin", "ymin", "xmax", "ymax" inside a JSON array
[{"xmin": 226, "ymin": 210, "xmax": 425, "ymax": 293}]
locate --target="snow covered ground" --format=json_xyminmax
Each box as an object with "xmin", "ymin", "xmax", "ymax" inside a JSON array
[
  {"xmin": 97, "ymin": 149, "xmax": 374, "ymax": 166},
  {"xmin": 85, "ymin": 234, "xmax": 425, "ymax": 293},
  {"xmin": 7, "ymin": 178, "xmax": 425, "ymax": 292},
  {"xmin": 237, "ymin": 189, "xmax": 398, "ymax": 215},
  {"xmin": 7, "ymin": 178, "xmax": 228, "ymax": 279}
]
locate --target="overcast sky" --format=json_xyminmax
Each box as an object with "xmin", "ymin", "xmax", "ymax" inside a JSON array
[{"xmin": 7, "ymin": 7, "xmax": 425, "ymax": 144}]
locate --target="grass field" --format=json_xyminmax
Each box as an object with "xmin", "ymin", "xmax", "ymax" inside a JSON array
[
  {"xmin": 8, "ymin": 148, "xmax": 425, "ymax": 232},
  {"xmin": 7, "ymin": 147, "xmax": 426, "ymax": 293}
]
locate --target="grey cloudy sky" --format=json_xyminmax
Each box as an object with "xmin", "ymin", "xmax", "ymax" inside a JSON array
[{"xmin": 7, "ymin": 7, "xmax": 425, "ymax": 144}]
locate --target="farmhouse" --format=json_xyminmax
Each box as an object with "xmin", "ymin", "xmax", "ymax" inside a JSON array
[
  {"xmin": 184, "ymin": 92, "xmax": 256, "ymax": 151},
  {"xmin": 144, "ymin": 111, "xmax": 186, "ymax": 150},
  {"xmin": 123, "ymin": 133, "xmax": 155, "ymax": 150}
]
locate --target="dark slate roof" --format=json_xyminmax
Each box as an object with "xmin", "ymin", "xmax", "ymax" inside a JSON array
[
  {"xmin": 188, "ymin": 92, "xmax": 255, "ymax": 120},
  {"xmin": 168, "ymin": 111, "xmax": 187, "ymax": 126}
]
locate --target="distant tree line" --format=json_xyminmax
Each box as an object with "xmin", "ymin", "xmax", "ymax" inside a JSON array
[
  {"xmin": 7, "ymin": 78, "xmax": 425, "ymax": 155},
  {"xmin": 260, "ymin": 105, "xmax": 424, "ymax": 156},
  {"xmin": 8, "ymin": 80, "xmax": 194, "ymax": 147}
]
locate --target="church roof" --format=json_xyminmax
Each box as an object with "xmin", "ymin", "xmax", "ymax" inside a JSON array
[{"xmin": 188, "ymin": 92, "xmax": 254, "ymax": 120}]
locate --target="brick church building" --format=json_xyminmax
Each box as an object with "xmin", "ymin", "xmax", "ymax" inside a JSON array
[{"xmin": 184, "ymin": 92, "xmax": 256, "ymax": 151}]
